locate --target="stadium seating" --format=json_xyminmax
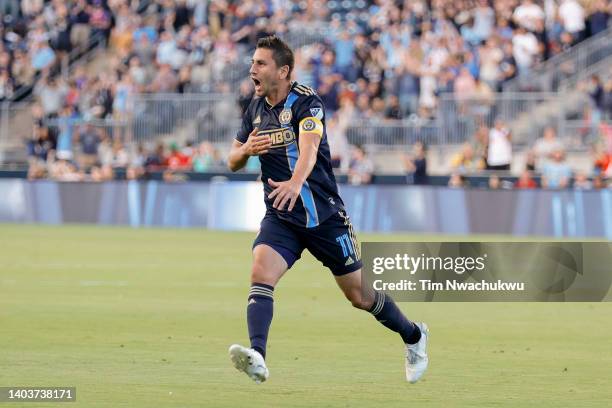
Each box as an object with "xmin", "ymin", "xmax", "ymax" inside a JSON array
[{"xmin": 0, "ymin": 0, "xmax": 610, "ymax": 189}]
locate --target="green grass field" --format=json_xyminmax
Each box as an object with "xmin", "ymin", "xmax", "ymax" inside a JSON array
[{"xmin": 1, "ymin": 224, "xmax": 611, "ymax": 407}]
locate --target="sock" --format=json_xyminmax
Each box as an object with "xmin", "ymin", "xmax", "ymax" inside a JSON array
[
  {"xmin": 369, "ymin": 291, "xmax": 421, "ymax": 344},
  {"xmin": 247, "ymin": 283, "xmax": 274, "ymax": 359}
]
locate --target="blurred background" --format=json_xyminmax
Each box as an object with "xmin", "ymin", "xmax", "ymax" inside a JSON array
[{"xmin": 0, "ymin": 0, "xmax": 610, "ymax": 237}]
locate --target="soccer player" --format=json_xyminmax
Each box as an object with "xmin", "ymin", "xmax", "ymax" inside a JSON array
[{"xmin": 227, "ymin": 36, "xmax": 428, "ymax": 384}]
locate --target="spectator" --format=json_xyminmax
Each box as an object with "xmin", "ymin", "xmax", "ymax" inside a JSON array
[
  {"xmin": 588, "ymin": 0, "xmax": 610, "ymax": 37},
  {"xmin": 448, "ymin": 172, "xmax": 466, "ymax": 188},
  {"xmin": 192, "ymin": 142, "xmax": 217, "ymax": 172},
  {"xmin": 451, "ymin": 143, "xmax": 485, "ymax": 172},
  {"xmin": 89, "ymin": 0, "xmax": 112, "ymax": 45},
  {"xmin": 512, "ymin": 26, "xmax": 540, "ymax": 76},
  {"xmin": 113, "ymin": 71, "xmax": 135, "ymax": 113},
  {"xmin": 11, "ymin": 49, "xmax": 35, "ymax": 88},
  {"xmin": 34, "ymin": 76, "xmax": 67, "ymax": 118},
  {"xmin": 22, "ymin": 0, "xmax": 44, "ymax": 18},
  {"xmin": 91, "ymin": 164, "xmax": 114, "ymax": 182},
  {"xmin": 470, "ymin": 77, "xmax": 494, "ymax": 120},
  {"xmin": 27, "ymin": 160, "xmax": 48, "ymax": 180},
  {"xmin": 55, "ymin": 104, "xmax": 78, "ymax": 161},
  {"xmin": 149, "ymin": 63, "xmax": 178, "ymax": 93},
  {"xmin": 487, "ymin": 119, "xmax": 512, "ymax": 171},
  {"xmin": 327, "ymin": 112, "xmax": 351, "ymax": 173},
  {"xmin": 488, "ymin": 174, "xmax": 501, "ymax": 189},
  {"xmin": 70, "ymin": 0, "xmax": 91, "ymax": 52},
  {"xmin": 0, "ymin": 69, "xmax": 13, "ymax": 100},
  {"xmin": 515, "ymin": 170, "xmax": 538, "ymax": 189},
  {"xmin": 126, "ymin": 144, "xmax": 147, "ymax": 180},
  {"xmin": 454, "ymin": 68, "xmax": 476, "ymax": 104},
  {"xmin": 592, "ymin": 174, "xmax": 606, "ymax": 189},
  {"xmin": 237, "ymin": 79, "xmax": 254, "ymax": 115},
  {"xmin": 533, "ymin": 126, "xmax": 565, "ymax": 169},
  {"xmin": 479, "ymin": 37, "xmax": 504, "ymax": 90},
  {"xmin": 27, "ymin": 124, "xmax": 56, "ymax": 163},
  {"xmin": 348, "ymin": 145, "xmax": 374, "ymax": 185},
  {"xmin": 573, "ymin": 171, "xmax": 593, "ymax": 189},
  {"xmin": 499, "ymin": 40, "xmax": 518, "ymax": 84},
  {"xmin": 594, "ymin": 149, "xmax": 611, "ymax": 177},
  {"xmin": 473, "ymin": 0, "xmax": 495, "ymax": 42},
  {"xmin": 49, "ymin": 159, "xmax": 84, "ymax": 182},
  {"xmin": 404, "ymin": 141, "xmax": 428, "ymax": 185},
  {"xmin": 513, "ymin": 0, "xmax": 545, "ymax": 32},
  {"xmin": 167, "ymin": 142, "xmax": 191, "ymax": 171},
  {"xmin": 525, "ymin": 150, "xmax": 537, "ymax": 171},
  {"xmin": 30, "ymin": 40, "xmax": 56, "ymax": 72},
  {"xmin": 559, "ymin": 0, "xmax": 586, "ymax": 43},
  {"xmin": 587, "ymin": 75, "xmax": 605, "ymax": 124},
  {"xmin": 541, "ymin": 149, "xmax": 572, "ymax": 189},
  {"xmin": 145, "ymin": 142, "xmax": 167, "ymax": 170},
  {"xmin": 77, "ymin": 123, "xmax": 103, "ymax": 170}
]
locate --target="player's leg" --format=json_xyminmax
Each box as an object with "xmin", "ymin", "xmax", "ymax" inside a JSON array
[
  {"xmin": 246, "ymin": 243, "xmax": 290, "ymax": 359},
  {"xmin": 230, "ymin": 213, "xmax": 303, "ymax": 383},
  {"xmin": 304, "ymin": 210, "xmax": 420, "ymax": 341},
  {"xmin": 246, "ymin": 213, "xmax": 302, "ymax": 358},
  {"xmin": 228, "ymin": 244, "xmax": 289, "ymax": 383},
  {"xmin": 334, "ymin": 268, "xmax": 429, "ymax": 383},
  {"xmin": 305, "ymin": 210, "xmax": 429, "ymax": 382},
  {"xmin": 334, "ymin": 268, "xmax": 421, "ymax": 345}
]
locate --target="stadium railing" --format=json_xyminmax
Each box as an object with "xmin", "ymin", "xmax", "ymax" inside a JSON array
[
  {"xmin": 0, "ymin": 102, "xmax": 33, "ymax": 165},
  {"xmin": 1, "ymin": 91, "xmax": 605, "ymax": 167},
  {"xmin": 503, "ymin": 26, "xmax": 612, "ymax": 92},
  {"xmin": 22, "ymin": 92, "xmax": 602, "ymax": 152},
  {"xmin": 560, "ymin": 54, "xmax": 612, "ymax": 91},
  {"xmin": 29, "ymin": 93, "xmax": 599, "ymax": 152},
  {"xmin": 437, "ymin": 92, "xmax": 602, "ymax": 148}
]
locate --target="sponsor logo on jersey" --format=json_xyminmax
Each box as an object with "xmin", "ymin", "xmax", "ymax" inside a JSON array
[
  {"xmin": 253, "ymin": 115, "xmax": 261, "ymax": 125},
  {"xmin": 257, "ymin": 127, "xmax": 296, "ymax": 148}
]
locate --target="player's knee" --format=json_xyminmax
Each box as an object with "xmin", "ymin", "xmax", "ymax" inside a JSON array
[
  {"xmin": 250, "ymin": 263, "xmax": 270, "ymax": 284},
  {"xmin": 346, "ymin": 290, "xmax": 372, "ymax": 310}
]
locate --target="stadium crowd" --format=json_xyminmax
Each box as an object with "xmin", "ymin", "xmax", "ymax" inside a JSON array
[
  {"xmin": 3, "ymin": 0, "xmax": 608, "ymax": 109},
  {"xmin": 25, "ymin": 116, "xmax": 612, "ymax": 189},
  {"xmin": 1, "ymin": 0, "xmax": 131, "ymax": 100},
  {"xmin": 13, "ymin": 0, "xmax": 612, "ymax": 189},
  {"xmin": 10, "ymin": 0, "xmax": 611, "ymax": 121},
  {"xmin": 444, "ymin": 121, "xmax": 612, "ymax": 189}
]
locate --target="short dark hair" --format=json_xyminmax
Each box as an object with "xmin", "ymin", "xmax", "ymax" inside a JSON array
[{"xmin": 256, "ymin": 35, "xmax": 294, "ymax": 77}]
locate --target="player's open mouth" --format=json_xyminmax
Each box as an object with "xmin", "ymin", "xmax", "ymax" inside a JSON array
[{"xmin": 252, "ymin": 78, "xmax": 262, "ymax": 91}]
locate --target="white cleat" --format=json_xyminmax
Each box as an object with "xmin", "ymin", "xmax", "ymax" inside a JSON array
[
  {"xmin": 405, "ymin": 322, "xmax": 429, "ymax": 383},
  {"xmin": 229, "ymin": 344, "xmax": 269, "ymax": 384}
]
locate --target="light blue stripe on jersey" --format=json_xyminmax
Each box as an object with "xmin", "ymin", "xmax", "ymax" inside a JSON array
[{"xmin": 283, "ymin": 91, "xmax": 319, "ymax": 228}]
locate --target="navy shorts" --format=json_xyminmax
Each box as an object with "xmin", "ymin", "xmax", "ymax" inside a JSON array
[{"xmin": 253, "ymin": 209, "xmax": 363, "ymax": 276}]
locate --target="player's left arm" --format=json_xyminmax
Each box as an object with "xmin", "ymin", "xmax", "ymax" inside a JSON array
[{"xmin": 268, "ymin": 116, "xmax": 324, "ymax": 212}]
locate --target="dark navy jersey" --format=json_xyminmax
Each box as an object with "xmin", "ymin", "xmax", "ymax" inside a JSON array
[{"xmin": 236, "ymin": 82, "xmax": 343, "ymax": 228}]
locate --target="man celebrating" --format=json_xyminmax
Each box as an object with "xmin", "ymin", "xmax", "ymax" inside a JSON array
[{"xmin": 227, "ymin": 36, "xmax": 428, "ymax": 384}]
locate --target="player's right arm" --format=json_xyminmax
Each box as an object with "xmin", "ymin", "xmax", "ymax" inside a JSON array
[{"xmin": 227, "ymin": 127, "xmax": 271, "ymax": 172}]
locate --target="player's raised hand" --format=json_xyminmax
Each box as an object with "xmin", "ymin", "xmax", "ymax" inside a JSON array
[
  {"xmin": 268, "ymin": 178, "xmax": 301, "ymax": 212},
  {"xmin": 242, "ymin": 127, "xmax": 271, "ymax": 156}
]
